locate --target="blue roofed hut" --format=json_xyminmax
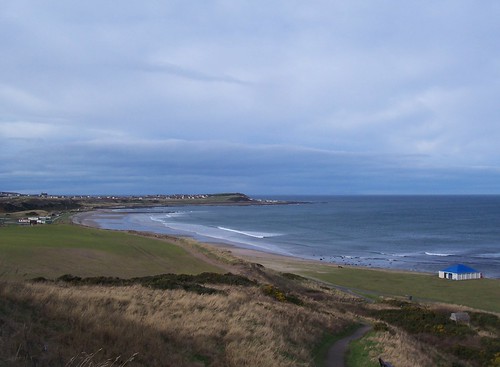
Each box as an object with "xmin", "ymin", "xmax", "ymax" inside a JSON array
[{"xmin": 438, "ymin": 264, "xmax": 482, "ymax": 280}]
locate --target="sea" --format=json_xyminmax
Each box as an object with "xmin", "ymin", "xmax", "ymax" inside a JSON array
[{"xmin": 88, "ymin": 195, "xmax": 500, "ymax": 278}]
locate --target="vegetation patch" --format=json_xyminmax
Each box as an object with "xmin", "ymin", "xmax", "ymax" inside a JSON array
[
  {"xmin": 346, "ymin": 331, "xmax": 380, "ymax": 367},
  {"xmin": 312, "ymin": 323, "xmax": 361, "ymax": 367},
  {"xmin": 372, "ymin": 303, "xmax": 474, "ymax": 336},
  {"xmin": 0, "ymin": 279, "xmax": 346, "ymax": 367},
  {"xmin": 0, "ymin": 198, "xmax": 81, "ymax": 213},
  {"xmin": 281, "ymin": 272, "xmax": 307, "ymax": 281},
  {"xmin": 261, "ymin": 284, "xmax": 303, "ymax": 305},
  {"xmin": 301, "ymin": 265, "xmax": 500, "ymax": 312},
  {"xmin": 370, "ymin": 303, "xmax": 500, "ymax": 367},
  {"xmin": 32, "ymin": 272, "xmax": 256, "ymax": 295},
  {"xmin": 469, "ymin": 311, "xmax": 500, "ymax": 334}
]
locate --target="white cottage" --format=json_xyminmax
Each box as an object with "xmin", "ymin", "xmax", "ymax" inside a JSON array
[{"xmin": 438, "ymin": 264, "xmax": 482, "ymax": 280}]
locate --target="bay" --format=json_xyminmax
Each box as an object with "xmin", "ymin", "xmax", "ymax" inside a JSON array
[{"xmin": 89, "ymin": 195, "xmax": 500, "ymax": 278}]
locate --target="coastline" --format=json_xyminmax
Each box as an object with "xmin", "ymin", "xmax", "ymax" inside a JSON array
[
  {"xmin": 70, "ymin": 210, "xmax": 500, "ymax": 313},
  {"xmin": 71, "ymin": 210, "xmax": 101, "ymax": 227},
  {"xmin": 71, "ymin": 210, "xmax": 312, "ymax": 267},
  {"xmin": 71, "ymin": 210, "xmax": 431, "ymax": 277}
]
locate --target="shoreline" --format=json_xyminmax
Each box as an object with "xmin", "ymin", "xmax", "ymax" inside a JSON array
[{"xmin": 71, "ymin": 210, "xmax": 435, "ymax": 277}]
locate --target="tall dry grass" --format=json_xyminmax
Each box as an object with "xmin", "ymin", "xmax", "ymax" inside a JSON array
[
  {"xmin": 0, "ymin": 281, "xmax": 349, "ymax": 367},
  {"xmin": 364, "ymin": 329, "xmax": 446, "ymax": 367}
]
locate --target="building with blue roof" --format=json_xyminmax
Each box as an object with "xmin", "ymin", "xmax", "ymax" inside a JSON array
[{"xmin": 438, "ymin": 264, "xmax": 482, "ymax": 280}]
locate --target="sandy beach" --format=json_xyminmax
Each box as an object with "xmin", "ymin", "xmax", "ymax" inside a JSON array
[{"xmin": 72, "ymin": 210, "xmax": 124, "ymax": 228}]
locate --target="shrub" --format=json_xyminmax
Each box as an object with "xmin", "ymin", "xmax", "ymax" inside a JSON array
[
  {"xmin": 373, "ymin": 322, "xmax": 389, "ymax": 332},
  {"xmin": 372, "ymin": 305, "xmax": 475, "ymax": 337},
  {"xmin": 261, "ymin": 284, "xmax": 303, "ymax": 305},
  {"xmin": 469, "ymin": 312, "xmax": 500, "ymax": 335},
  {"xmin": 281, "ymin": 272, "xmax": 307, "ymax": 281},
  {"xmin": 50, "ymin": 272, "xmax": 256, "ymax": 295}
]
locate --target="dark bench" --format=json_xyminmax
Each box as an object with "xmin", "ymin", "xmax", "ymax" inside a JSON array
[{"xmin": 379, "ymin": 357, "xmax": 395, "ymax": 367}]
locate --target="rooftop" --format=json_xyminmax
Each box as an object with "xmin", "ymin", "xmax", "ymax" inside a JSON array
[{"xmin": 441, "ymin": 264, "xmax": 480, "ymax": 274}]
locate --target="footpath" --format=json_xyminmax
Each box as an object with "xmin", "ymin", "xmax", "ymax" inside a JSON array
[{"xmin": 326, "ymin": 324, "xmax": 372, "ymax": 367}]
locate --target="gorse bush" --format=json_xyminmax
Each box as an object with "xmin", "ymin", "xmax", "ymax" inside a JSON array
[
  {"xmin": 469, "ymin": 311, "xmax": 500, "ymax": 334},
  {"xmin": 373, "ymin": 322, "xmax": 390, "ymax": 332},
  {"xmin": 261, "ymin": 284, "xmax": 303, "ymax": 305},
  {"xmin": 32, "ymin": 272, "xmax": 256, "ymax": 295},
  {"xmin": 372, "ymin": 304, "xmax": 474, "ymax": 336}
]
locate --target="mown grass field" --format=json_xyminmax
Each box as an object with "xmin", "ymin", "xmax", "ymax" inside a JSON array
[
  {"xmin": 300, "ymin": 265, "xmax": 500, "ymax": 313},
  {"xmin": 0, "ymin": 224, "xmax": 222, "ymax": 280}
]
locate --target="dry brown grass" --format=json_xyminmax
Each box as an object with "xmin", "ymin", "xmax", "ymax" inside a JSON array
[
  {"xmin": 0, "ymin": 280, "xmax": 351, "ymax": 367},
  {"xmin": 364, "ymin": 329, "xmax": 444, "ymax": 367},
  {"xmin": 2, "ymin": 227, "xmax": 496, "ymax": 367}
]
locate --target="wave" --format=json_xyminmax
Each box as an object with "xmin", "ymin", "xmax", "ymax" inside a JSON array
[
  {"xmin": 217, "ymin": 226, "xmax": 280, "ymax": 239},
  {"xmin": 472, "ymin": 252, "xmax": 500, "ymax": 259},
  {"xmin": 149, "ymin": 212, "xmax": 186, "ymax": 221},
  {"xmin": 368, "ymin": 251, "xmax": 416, "ymax": 258},
  {"xmin": 425, "ymin": 252, "xmax": 453, "ymax": 257}
]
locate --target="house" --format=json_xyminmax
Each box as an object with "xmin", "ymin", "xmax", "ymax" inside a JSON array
[
  {"xmin": 438, "ymin": 264, "xmax": 482, "ymax": 280},
  {"xmin": 28, "ymin": 217, "xmax": 39, "ymax": 225}
]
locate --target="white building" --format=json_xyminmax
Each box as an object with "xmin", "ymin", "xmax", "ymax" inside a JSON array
[{"xmin": 438, "ymin": 264, "xmax": 482, "ymax": 280}]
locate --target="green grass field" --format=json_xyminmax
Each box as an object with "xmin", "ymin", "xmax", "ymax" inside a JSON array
[
  {"xmin": 2, "ymin": 222, "xmax": 499, "ymax": 313},
  {"xmin": 301, "ymin": 265, "xmax": 500, "ymax": 313},
  {"xmin": 0, "ymin": 224, "xmax": 222, "ymax": 280}
]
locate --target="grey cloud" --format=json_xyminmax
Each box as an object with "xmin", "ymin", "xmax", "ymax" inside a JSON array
[
  {"xmin": 139, "ymin": 62, "xmax": 250, "ymax": 85},
  {"xmin": 1, "ymin": 1, "xmax": 500, "ymax": 194},
  {"xmin": 3, "ymin": 137, "xmax": 499, "ymax": 195}
]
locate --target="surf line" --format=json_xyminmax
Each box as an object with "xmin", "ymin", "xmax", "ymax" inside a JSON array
[
  {"xmin": 217, "ymin": 226, "xmax": 268, "ymax": 239},
  {"xmin": 425, "ymin": 252, "xmax": 452, "ymax": 257}
]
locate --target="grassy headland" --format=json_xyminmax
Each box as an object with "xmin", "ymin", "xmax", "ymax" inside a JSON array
[{"xmin": 0, "ymin": 192, "xmax": 276, "ymax": 216}]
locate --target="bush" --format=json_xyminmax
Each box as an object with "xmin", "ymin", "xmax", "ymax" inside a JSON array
[
  {"xmin": 261, "ymin": 284, "xmax": 303, "ymax": 305},
  {"xmin": 373, "ymin": 322, "xmax": 389, "ymax": 332},
  {"xmin": 50, "ymin": 272, "xmax": 256, "ymax": 295},
  {"xmin": 469, "ymin": 312, "xmax": 500, "ymax": 335},
  {"xmin": 281, "ymin": 272, "xmax": 307, "ymax": 281},
  {"xmin": 372, "ymin": 305, "xmax": 474, "ymax": 337}
]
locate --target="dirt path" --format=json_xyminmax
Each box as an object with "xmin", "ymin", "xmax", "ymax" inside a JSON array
[{"xmin": 326, "ymin": 324, "xmax": 372, "ymax": 367}]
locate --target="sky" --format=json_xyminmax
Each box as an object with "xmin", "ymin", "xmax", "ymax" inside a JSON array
[{"xmin": 1, "ymin": 1, "xmax": 500, "ymax": 195}]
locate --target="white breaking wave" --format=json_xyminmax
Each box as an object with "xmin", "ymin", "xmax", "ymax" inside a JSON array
[
  {"xmin": 149, "ymin": 212, "xmax": 186, "ymax": 222},
  {"xmin": 425, "ymin": 252, "xmax": 452, "ymax": 257},
  {"xmin": 217, "ymin": 226, "xmax": 280, "ymax": 239}
]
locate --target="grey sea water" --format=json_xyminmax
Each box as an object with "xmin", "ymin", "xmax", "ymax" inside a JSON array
[{"xmin": 91, "ymin": 195, "xmax": 500, "ymax": 278}]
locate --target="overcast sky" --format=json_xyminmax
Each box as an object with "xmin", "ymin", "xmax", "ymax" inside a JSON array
[{"xmin": 1, "ymin": 1, "xmax": 500, "ymax": 195}]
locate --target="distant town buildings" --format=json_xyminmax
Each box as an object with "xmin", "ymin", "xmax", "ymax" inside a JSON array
[
  {"xmin": 1, "ymin": 192, "xmax": 212, "ymax": 200},
  {"xmin": 18, "ymin": 216, "xmax": 53, "ymax": 225}
]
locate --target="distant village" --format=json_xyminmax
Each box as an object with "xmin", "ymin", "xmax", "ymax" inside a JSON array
[{"xmin": 0, "ymin": 191, "xmax": 211, "ymax": 201}]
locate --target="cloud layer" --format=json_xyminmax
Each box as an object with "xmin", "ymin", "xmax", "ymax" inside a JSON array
[{"xmin": 1, "ymin": 1, "xmax": 500, "ymax": 194}]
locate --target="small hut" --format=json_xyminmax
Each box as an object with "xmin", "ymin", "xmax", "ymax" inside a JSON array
[
  {"xmin": 438, "ymin": 264, "xmax": 482, "ymax": 280},
  {"xmin": 450, "ymin": 312, "xmax": 470, "ymax": 324}
]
